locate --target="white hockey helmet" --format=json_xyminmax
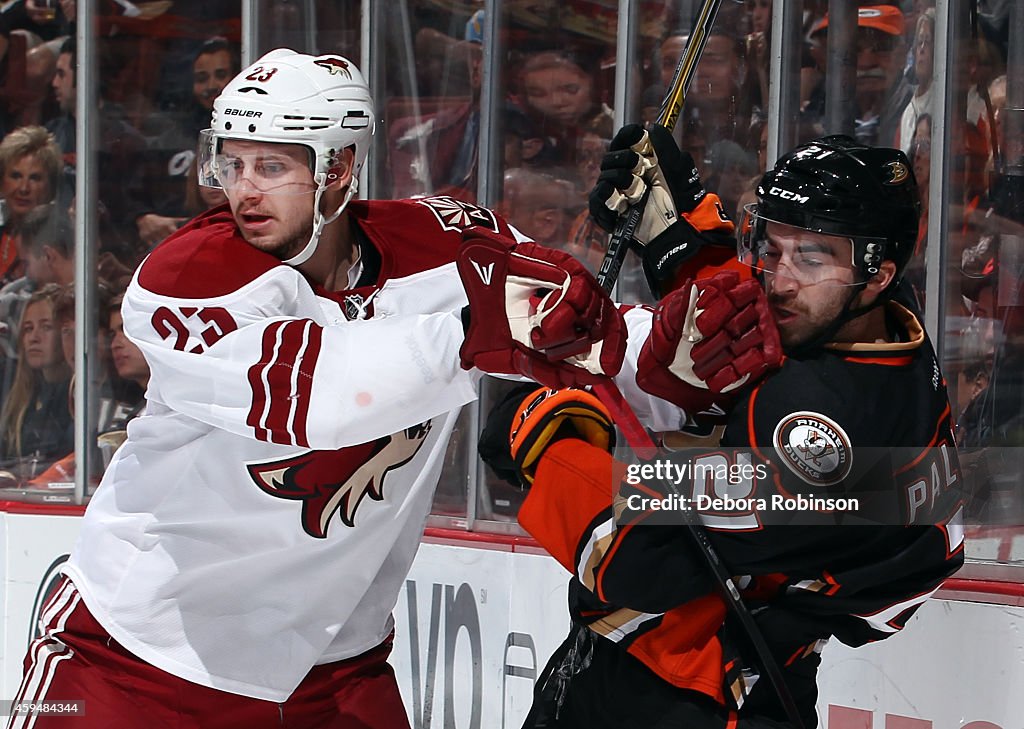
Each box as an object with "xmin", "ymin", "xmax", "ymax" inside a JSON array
[{"xmin": 198, "ymin": 48, "xmax": 375, "ymax": 266}]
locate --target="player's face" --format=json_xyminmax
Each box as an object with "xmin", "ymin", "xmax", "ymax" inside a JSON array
[
  {"xmin": 760, "ymin": 222, "xmax": 859, "ymax": 350},
  {"xmin": 21, "ymin": 300, "xmax": 63, "ymax": 372},
  {"xmin": 220, "ymin": 140, "xmax": 317, "ymax": 259}
]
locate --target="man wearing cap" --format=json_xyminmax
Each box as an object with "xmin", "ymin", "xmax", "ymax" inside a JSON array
[{"xmin": 807, "ymin": 5, "xmax": 911, "ymax": 147}]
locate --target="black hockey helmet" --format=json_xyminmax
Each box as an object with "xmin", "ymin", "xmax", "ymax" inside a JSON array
[{"xmin": 742, "ymin": 135, "xmax": 921, "ymax": 285}]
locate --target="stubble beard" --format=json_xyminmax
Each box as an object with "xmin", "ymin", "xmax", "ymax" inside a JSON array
[
  {"xmin": 775, "ymin": 291, "xmax": 852, "ymax": 351},
  {"xmin": 241, "ymin": 220, "xmax": 312, "ymax": 262}
]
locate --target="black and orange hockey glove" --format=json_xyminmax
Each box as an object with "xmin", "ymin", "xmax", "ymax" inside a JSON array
[
  {"xmin": 479, "ymin": 384, "xmax": 615, "ymax": 487},
  {"xmin": 589, "ymin": 123, "xmax": 740, "ymax": 297}
]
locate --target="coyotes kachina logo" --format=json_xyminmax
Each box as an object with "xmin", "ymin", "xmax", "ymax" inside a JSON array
[
  {"xmin": 313, "ymin": 57, "xmax": 352, "ymax": 78},
  {"xmin": 248, "ymin": 421, "xmax": 432, "ymax": 538}
]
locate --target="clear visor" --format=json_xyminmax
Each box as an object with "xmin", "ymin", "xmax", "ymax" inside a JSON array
[
  {"xmin": 737, "ymin": 203, "xmax": 881, "ymax": 288},
  {"xmin": 197, "ymin": 129, "xmax": 318, "ymax": 196}
]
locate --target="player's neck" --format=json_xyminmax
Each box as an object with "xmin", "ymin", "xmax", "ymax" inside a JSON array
[
  {"xmin": 296, "ymin": 212, "xmax": 357, "ymax": 292},
  {"xmin": 834, "ymin": 304, "xmax": 892, "ymax": 344}
]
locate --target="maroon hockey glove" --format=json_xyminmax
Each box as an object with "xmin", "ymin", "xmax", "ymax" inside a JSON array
[
  {"xmin": 458, "ymin": 231, "xmax": 627, "ymax": 389},
  {"xmin": 636, "ymin": 270, "xmax": 782, "ymax": 418}
]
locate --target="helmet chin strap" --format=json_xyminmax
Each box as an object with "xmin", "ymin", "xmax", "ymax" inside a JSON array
[
  {"xmin": 282, "ymin": 174, "xmax": 359, "ymax": 267},
  {"xmin": 784, "ymin": 280, "xmax": 896, "ymax": 358}
]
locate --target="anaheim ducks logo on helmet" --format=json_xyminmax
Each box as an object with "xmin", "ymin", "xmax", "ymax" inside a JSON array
[
  {"xmin": 247, "ymin": 422, "xmax": 432, "ymax": 538},
  {"xmin": 884, "ymin": 160, "xmax": 909, "ymax": 185}
]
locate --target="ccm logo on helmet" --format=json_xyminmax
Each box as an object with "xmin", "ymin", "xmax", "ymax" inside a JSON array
[
  {"xmin": 768, "ymin": 186, "xmax": 810, "ymax": 204},
  {"xmin": 224, "ymin": 108, "xmax": 263, "ymax": 118}
]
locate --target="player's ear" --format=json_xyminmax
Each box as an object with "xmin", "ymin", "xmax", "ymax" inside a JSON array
[
  {"xmin": 864, "ymin": 260, "xmax": 897, "ymax": 297},
  {"xmin": 326, "ymin": 147, "xmax": 356, "ymax": 190}
]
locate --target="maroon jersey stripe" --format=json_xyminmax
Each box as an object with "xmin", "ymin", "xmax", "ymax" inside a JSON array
[
  {"xmin": 246, "ymin": 320, "xmax": 288, "ymax": 442},
  {"xmin": 291, "ymin": 322, "xmax": 323, "ymax": 448}
]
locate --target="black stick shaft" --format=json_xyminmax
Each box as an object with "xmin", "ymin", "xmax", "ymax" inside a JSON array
[{"xmin": 596, "ymin": 0, "xmax": 724, "ymax": 293}]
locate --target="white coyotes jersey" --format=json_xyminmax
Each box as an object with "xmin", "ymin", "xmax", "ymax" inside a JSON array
[{"xmin": 65, "ymin": 198, "xmax": 524, "ymax": 701}]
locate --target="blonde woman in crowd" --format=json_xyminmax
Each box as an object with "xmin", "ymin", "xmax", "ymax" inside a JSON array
[{"xmin": 0, "ymin": 125, "xmax": 62, "ymax": 285}]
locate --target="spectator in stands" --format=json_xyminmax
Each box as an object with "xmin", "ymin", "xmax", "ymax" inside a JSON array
[
  {"xmin": 139, "ymin": 37, "xmax": 238, "ymax": 246},
  {"xmin": 0, "ymin": 282, "xmax": 72, "ymax": 474},
  {"xmin": 94, "ymin": 289, "xmax": 148, "ymax": 468},
  {"xmin": 498, "ymin": 167, "xmax": 576, "ymax": 248},
  {"xmin": 387, "ymin": 37, "xmax": 482, "ymax": 199},
  {"xmin": 967, "ymin": 37, "xmax": 1004, "ymax": 140},
  {"xmin": 46, "ymin": 36, "xmax": 149, "ymax": 249},
  {"xmin": 659, "ymin": 9, "xmax": 754, "ymax": 149},
  {"xmin": 2, "ymin": 0, "xmax": 72, "ymax": 43},
  {"xmin": 806, "ymin": 5, "xmax": 909, "ymax": 147},
  {"xmin": 502, "ymin": 101, "xmax": 549, "ymax": 171},
  {"xmin": 657, "ymin": 31, "xmax": 687, "ymax": 90},
  {"xmin": 985, "ymin": 74, "xmax": 1008, "ymax": 172},
  {"xmin": 0, "ymin": 124, "xmax": 60, "ymax": 285},
  {"xmin": 572, "ymin": 116, "xmax": 612, "ymax": 200},
  {"xmin": 0, "ymin": 202, "xmax": 72, "ymax": 397},
  {"xmin": 705, "ymin": 139, "xmax": 759, "ymax": 224},
  {"xmin": 19, "ymin": 199, "xmax": 72, "ymax": 287},
  {"xmin": 639, "ymin": 84, "xmax": 663, "ymax": 129},
  {"xmin": 46, "ymin": 33, "xmax": 71, "ymax": 141},
  {"xmin": 182, "ymin": 157, "xmax": 227, "ymax": 217},
  {"xmin": 28, "ymin": 280, "xmax": 137, "ymax": 484},
  {"xmin": 897, "ymin": 8, "xmax": 935, "ymax": 153},
  {"xmin": 562, "ymin": 116, "xmax": 614, "ymax": 275},
  {"xmin": 745, "ymin": 0, "xmax": 772, "ymax": 114},
  {"xmin": 0, "ymin": 28, "xmax": 61, "ymax": 130},
  {"xmin": 53, "ymin": 280, "xmax": 72, "ymax": 369},
  {"xmin": 191, "ymin": 36, "xmax": 234, "ymax": 113},
  {"xmin": 903, "ymin": 113, "xmax": 931, "ymax": 297},
  {"xmin": 107, "ymin": 291, "xmax": 149, "ymax": 397},
  {"xmin": 514, "ymin": 49, "xmax": 614, "ymax": 169}
]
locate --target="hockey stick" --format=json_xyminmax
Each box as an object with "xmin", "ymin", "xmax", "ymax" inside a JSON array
[
  {"xmin": 597, "ymin": 389, "xmax": 807, "ymax": 728},
  {"xmin": 595, "ymin": 0, "xmax": 724, "ymax": 294},
  {"xmin": 590, "ymin": 0, "xmax": 726, "ymax": 459},
  {"xmin": 586, "ymin": 4, "xmax": 802, "ymax": 720},
  {"xmin": 586, "ymin": 6, "xmax": 804, "ymax": 712}
]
